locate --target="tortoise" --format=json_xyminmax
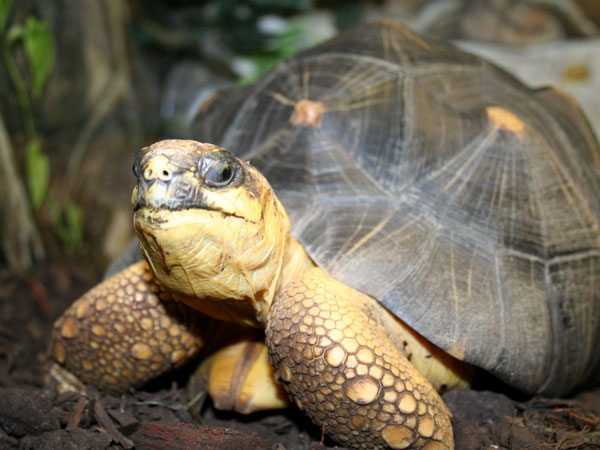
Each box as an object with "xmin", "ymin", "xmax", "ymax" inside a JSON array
[{"xmin": 48, "ymin": 20, "xmax": 600, "ymax": 450}]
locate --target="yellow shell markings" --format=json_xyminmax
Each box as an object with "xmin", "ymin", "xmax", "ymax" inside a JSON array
[
  {"xmin": 380, "ymin": 18, "xmax": 434, "ymax": 62},
  {"xmin": 485, "ymin": 102, "xmax": 600, "ymax": 238},
  {"xmin": 290, "ymin": 98, "xmax": 326, "ymax": 127},
  {"xmin": 485, "ymin": 106, "xmax": 526, "ymax": 137},
  {"xmin": 436, "ymin": 105, "xmax": 526, "ymax": 197},
  {"xmin": 269, "ymin": 91, "xmax": 326, "ymax": 128},
  {"xmin": 48, "ymin": 260, "xmax": 206, "ymax": 393},
  {"xmin": 269, "ymin": 64, "xmax": 393, "ymax": 130}
]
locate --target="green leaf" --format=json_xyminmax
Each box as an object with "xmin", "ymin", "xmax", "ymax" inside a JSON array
[
  {"xmin": 0, "ymin": 0, "xmax": 13, "ymax": 34},
  {"xmin": 23, "ymin": 15, "xmax": 55, "ymax": 99},
  {"xmin": 5, "ymin": 23, "xmax": 22, "ymax": 44},
  {"xmin": 47, "ymin": 195, "xmax": 83, "ymax": 257},
  {"xmin": 268, "ymin": 23, "xmax": 303, "ymax": 57},
  {"xmin": 61, "ymin": 200, "xmax": 83, "ymax": 256},
  {"xmin": 25, "ymin": 138, "xmax": 50, "ymax": 210}
]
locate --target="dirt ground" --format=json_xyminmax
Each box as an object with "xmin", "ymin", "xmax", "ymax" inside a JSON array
[{"xmin": 0, "ymin": 260, "xmax": 599, "ymax": 449}]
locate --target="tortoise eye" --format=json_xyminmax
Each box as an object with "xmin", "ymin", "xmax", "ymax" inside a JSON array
[{"xmin": 204, "ymin": 159, "xmax": 236, "ymax": 188}]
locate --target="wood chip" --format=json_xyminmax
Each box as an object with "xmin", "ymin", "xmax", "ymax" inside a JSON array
[
  {"xmin": 66, "ymin": 395, "xmax": 88, "ymax": 429},
  {"xmin": 123, "ymin": 421, "xmax": 266, "ymax": 450},
  {"xmin": 93, "ymin": 395, "xmax": 134, "ymax": 448}
]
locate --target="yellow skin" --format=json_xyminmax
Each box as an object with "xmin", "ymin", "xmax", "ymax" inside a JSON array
[{"xmin": 49, "ymin": 140, "xmax": 473, "ymax": 449}]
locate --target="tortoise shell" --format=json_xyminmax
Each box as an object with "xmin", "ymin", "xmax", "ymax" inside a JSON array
[{"xmin": 191, "ymin": 20, "xmax": 600, "ymax": 395}]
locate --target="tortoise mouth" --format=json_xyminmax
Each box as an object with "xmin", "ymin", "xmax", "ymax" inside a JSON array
[
  {"xmin": 133, "ymin": 203, "xmax": 246, "ymax": 228},
  {"xmin": 133, "ymin": 197, "xmax": 211, "ymax": 213},
  {"xmin": 132, "ymin": 177, "xmax": 245, "ymax": 220},
  {"xmin": 132, "ymin": 174, "xmax": 210, "ymax": 213}
]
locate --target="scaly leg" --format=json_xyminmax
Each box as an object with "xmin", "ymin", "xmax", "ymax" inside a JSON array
[
  {"xmin": 48, "ymin": 261, "xmax": 218, "ymax": 393},
  {"xmin": 266, "ymin": 267, "xmax": 453, "ymax": 450}
]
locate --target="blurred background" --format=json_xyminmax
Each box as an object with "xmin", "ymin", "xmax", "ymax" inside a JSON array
[{"xmin": 1, "ymin": 0, "xmax": 600, "ymax": 273}]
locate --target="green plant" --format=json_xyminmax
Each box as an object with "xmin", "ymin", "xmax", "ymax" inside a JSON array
[
  {"xmin": 238, "ymin": 22, "xmax": 305, "ymax": 85},
  {"xmin": 47, "ymin": 196, "xmax": 83, "ymax": 257},
  {"xmin": 3, "ymin": 8, "xmax": 54, "ymax": 211},
  {"xmin": 1, "ymin": 0, "xmax": 82, "ymax": 256}
]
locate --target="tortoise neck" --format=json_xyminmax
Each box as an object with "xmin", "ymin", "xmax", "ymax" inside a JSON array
[{"xmin": 276, "ymin": 236, "xmax": 316, "ymax": 296}]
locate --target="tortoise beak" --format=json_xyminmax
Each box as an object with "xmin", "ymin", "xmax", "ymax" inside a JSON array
[
  {"xmin": 132, "ymin": 140, "xmax": 222, "ymax": 213},
  {"xmin": 132, "ymin": 152, "xmax": 202, "ymax": 212}
]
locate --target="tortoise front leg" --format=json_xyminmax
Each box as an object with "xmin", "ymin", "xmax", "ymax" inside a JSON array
[
  {"xmin": 266, "ymin": 267, "xmax": 453, "ymax": 450},
  {"xmin": 48, "ymin": 261, "xmax": 217, "ymax": 394}
]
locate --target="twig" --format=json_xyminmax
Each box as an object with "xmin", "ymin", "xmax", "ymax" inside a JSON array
[
  {"xmin": 553, "ymin": 407, "xmax": 600, "ymax": 427},
  {"xmin": 66, "ymin": 395, "xmax": 88, "ymax": 429}
]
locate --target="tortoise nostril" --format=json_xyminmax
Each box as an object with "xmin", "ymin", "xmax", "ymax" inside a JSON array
[
  {"xmin": 159, "ymin": 169, "xmax": 171, "ymax": 181},
  {"xmin": 143, "ymin": 160, "xmax": 174, "ymax": 182}
]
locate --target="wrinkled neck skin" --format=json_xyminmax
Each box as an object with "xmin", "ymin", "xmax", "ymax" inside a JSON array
[
  {"xmin": 134, "ymin": 192, "xmax": 314, "ymax": 328},
  {"xmin": 276, "ymin": 237, "xmax": 315, "ymax": 298}
]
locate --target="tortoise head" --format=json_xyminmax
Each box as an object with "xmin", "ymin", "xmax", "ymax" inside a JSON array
[{"xmin": 132, "ymin": 140, "xmax": 291, "ymax": 327}]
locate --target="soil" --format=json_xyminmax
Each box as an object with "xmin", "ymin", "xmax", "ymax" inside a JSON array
[{"xmin": 0, "ymin": 260, "xmax": 599, "ymax": 450}]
